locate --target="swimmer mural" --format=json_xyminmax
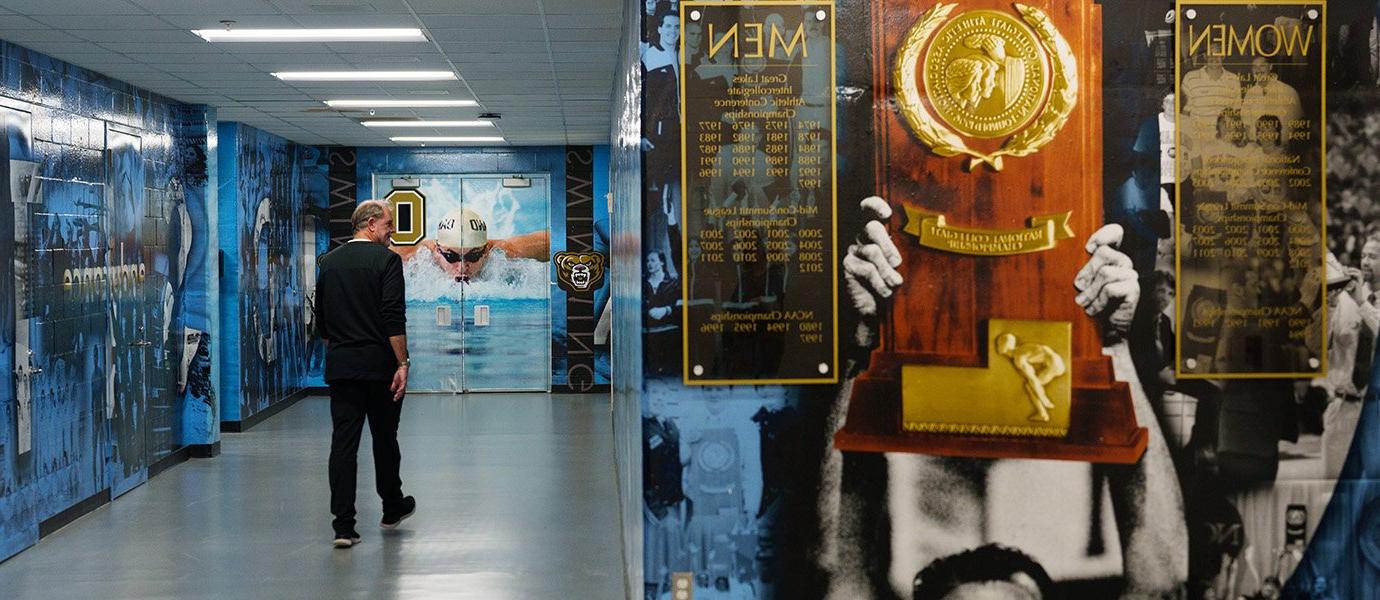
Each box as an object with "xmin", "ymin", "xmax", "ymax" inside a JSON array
[
  {"xmin": 0, "ymin": 42, "xmax": 217, "ymax": 561},
  {"xmin": 377, "ymin": 173, "xmax": 553, "ymax": 392},
  {"xmin": 219, "ymin": 123, "xmax": 327, "ymax": 423},
  {"xmin": 355, "ymin": 146, "xmax": 611, "ymax": 394}
]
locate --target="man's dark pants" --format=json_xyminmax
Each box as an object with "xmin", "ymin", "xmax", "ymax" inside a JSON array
[{"xmin": 328, "ymin": 379, "xmax": 405, "ymax": 536}]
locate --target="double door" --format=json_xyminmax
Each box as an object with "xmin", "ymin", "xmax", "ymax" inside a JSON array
[{"xmin": 374, "ymin": 173, "xmax": 551, "ymax": 393}]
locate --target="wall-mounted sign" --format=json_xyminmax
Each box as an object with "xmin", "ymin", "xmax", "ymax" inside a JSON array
[
  {"xmin": 1174, "ymin": 0, "xmax": 1325, "ymax": 378},
  {"xmin": 554, "ymin": 251, "xmax": 607, "ymax": 292},
  {"xmin": 385, "ymin": 188, "xmax": 426, "ymax": 246},
  {"xmin": 678, "ymin": 0, "xmax": 839, "ymax": 384}
]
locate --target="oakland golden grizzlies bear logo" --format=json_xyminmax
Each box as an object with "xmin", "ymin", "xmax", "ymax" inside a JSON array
[{"xmin": 554, "ymin": 251, "xmax": 606, "ymax": 293}]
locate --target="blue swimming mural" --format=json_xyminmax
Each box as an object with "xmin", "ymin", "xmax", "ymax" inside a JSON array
[
  {"xmin": 354, "ymin": 146, "xmax": 610, "ymax": 393},
  {"xmin": 217, "ymin": 123, "xmax": 326, "ymax": 423},
  {"xmin": 0, "ymin": 41, "xmax": 216, "ymax": 562}
]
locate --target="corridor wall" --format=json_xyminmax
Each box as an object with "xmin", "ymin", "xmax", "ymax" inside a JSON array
[
  {"xmin": 608, "ymin": 0, "xmax": 644, "ymax": 594},
  {"xmin": 0, "ymin": 41, "xmax": 218, "ymax": 563},
  {"xmin": 216, "ymin": 123, "xmax": 326, "ymax": 425}
]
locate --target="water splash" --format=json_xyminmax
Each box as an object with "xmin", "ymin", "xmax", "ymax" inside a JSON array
[{"xmin": 402, "ymin": 246, "xmax": 549, "ymax": 302}]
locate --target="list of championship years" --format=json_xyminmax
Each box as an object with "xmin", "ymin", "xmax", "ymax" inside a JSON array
[
  {"xmin": 679, "ymin": 2, "xmax": 838, "ymax": 384},
  {"xmin": 1175, "ymin": 1, "xmax": 1325, "ymax": 378}
]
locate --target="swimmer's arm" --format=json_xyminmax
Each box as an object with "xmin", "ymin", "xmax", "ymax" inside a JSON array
[
  {"xmin": 1104, "ymin": 341, "xmax": 1188, "ymax": 598},
  {"xmin": 493, "ymin": 231, "xmax": 550, "ymax": 261}
]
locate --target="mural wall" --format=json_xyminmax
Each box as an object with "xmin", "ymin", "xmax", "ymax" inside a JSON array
[
  {"xmin": 0, "ymin": 41, "xmax": 215, "ymax": 562},
  {"xmin": 353, "ymin": 146, "xmax": 611, "ymax": 393},
  {"xmin": 217, "ymin": 123, "xmax": 325, "ymax": 423},
  {"xmin": 611, "ymin": 0, "xmax": 647, "ymax": 592},
  {"xmin": 625, "ymin": 1, "xmax": 1380, "ymax": 599}
]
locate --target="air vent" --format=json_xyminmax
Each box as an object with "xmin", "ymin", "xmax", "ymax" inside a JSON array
[{"xmin": 407, "ymin": 90, "xmax": 451, "ymax": 95}]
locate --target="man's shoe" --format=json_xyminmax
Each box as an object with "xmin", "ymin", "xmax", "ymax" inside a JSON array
[
  {"xmin": 332, "ymin": 533, "xmax": 363, "ymax": 548},
  {"xmin": 381, "ymin": 496, "xmax": 416, "ymax": 529}
]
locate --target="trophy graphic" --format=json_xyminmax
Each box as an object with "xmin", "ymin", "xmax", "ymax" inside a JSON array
[{"xmin": 835, "ymin": 1, "xmax": 1148, "ymax": 462}]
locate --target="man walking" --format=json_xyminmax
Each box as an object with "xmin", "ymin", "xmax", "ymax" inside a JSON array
[{"xmin": 315, "ymin": 200, "xmax": 416, "ymax": 548}]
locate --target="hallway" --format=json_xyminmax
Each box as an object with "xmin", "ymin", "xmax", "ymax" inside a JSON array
[{"xmin": 0, "ymin": 393, "xmax": 624, "ymax": 600}]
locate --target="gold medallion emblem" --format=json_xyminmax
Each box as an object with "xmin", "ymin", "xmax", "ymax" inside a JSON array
[
  {"xmin": 895, "ymin": 3, "xmax": 1077, "ymax": 171},
  {"xmin": 923, "ymin": 10, "xmax": 1049, "ymax": 139}
]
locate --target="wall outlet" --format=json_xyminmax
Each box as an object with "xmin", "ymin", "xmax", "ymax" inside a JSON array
[
  {"xmin": 436, "ymin": 304, "xmax": 452, "ymax": 326},
  {"xmin": 474, "ymin": 304, "xmax": 490, "ymax": 327},
  {"xmin": 670, "ymin": 572, "xmax": 694, "ymax": 600}
]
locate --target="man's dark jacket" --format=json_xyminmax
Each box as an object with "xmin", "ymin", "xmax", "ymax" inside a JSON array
[{"xmin": 316, "ymin": 240, "xmax": 407, "ymax": 382}]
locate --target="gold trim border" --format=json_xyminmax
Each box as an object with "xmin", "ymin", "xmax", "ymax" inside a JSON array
[{"xmin": 903, "ymin": 422, "xmax": 1070, "ymax": 438}]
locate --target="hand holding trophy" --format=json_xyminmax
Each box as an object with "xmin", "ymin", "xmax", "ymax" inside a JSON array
[
  {"xmin": 843, "ymin": 196, "xmax": 904, "ymax": 353},
  {"xmin": 1075, "ymin": 224, "xmax": 1140, "ymax": 335}
]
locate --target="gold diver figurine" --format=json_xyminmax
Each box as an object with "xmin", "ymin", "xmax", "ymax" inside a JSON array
[{"xmin": 995, "ymin": 333, "xmax": 1066, "ymax": 422}]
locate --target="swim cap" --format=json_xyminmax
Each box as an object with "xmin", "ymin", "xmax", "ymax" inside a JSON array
[{"xmin": 436, "ymin": 207, "xmax": 488, "ymax": 249}]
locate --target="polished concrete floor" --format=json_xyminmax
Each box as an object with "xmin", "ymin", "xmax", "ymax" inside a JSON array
[{"xmin": 0, "ymin": 393, "xmax": 625, "ymax": 600}]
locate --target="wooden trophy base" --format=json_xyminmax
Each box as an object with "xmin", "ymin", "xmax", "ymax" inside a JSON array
[{"xmin": 835, "ymin": 353, "xmax": 1148, "ymax": 464}]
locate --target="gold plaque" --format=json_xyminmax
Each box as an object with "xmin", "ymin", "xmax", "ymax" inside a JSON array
[
  {"xmin": 902, "ymin": 319, "xmax": 1072, "ymax": 437},
  {"xmin": 893, "ymin": 3, "xmax": 1078, "ymax": 171},
  {"xmin": 901, "ymin": 207, "xmax": 1074, "ymax": 256}
]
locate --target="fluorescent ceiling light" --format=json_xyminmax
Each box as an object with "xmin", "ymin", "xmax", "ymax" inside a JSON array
[
  {"xmin": 363, "ymin": 120, "xmax": 493, "ymax": 128},
  {"xmin": 273, "ymin": 71, "xmax": 456, "ymax": 81},
  {"xmin": 192, "ymin": 28, "xmax": 428, "ymax": 43},
  {"xmin": 325, "ymin": 99, "xmax": 478, "ymax": 108},
  {"xmin": 391, "ymin": 136, "xmax": 505, "ymax": 143}
]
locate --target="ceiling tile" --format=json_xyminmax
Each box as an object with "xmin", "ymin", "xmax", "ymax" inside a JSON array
[
  {"xmin": 547, "ymin": 28, "xmax": 619, "ymax": 42},
  {"xmin": 0, "ymin": 29, "xmax": 83, "ymax": 43},
  {"xmin": 271, "ymin": 0, "xmax": 413, "ymax": 14},
  {"xmin": 0, "ymin": 0, "xmax": 144, "ymax": 15},
  {"xmin": 99, "ymin": 42, "xmax": 222, "ymax": 54},
  {"xmin": 549, "ymin": 41, "xmax": 613, "ymax": 53},
  {"xmin": 407, "ymin": 0, "xmax": 540, "ymax": 15},
  {"xmin": 153, "ymin": 62, "xmax": 260, "ymax": 73},
  {"xmin": 321, "ymin": 41, "xmax": 435, "ymax": 54},
  {"xmin": 128, "ymin": 0, "xmax": 283, "ymax": 16},
  {"xmin": 540, "ymin": 0, "xmax": 622, "ymax": 15},
  {"xmin": 283, "ymin": 14, "xmax": 419, "ymax": 27},
  {"xmin": 36, "ymin": 15, "xmax": 172, "ymax": 29},
  {"xmin": 0, "ymin": 14, "xmax": 40, "ymax": 27},
  {"xmin": 157, "ymin": 14, "xmax": 299, "ymax": 28},
  {"xmin": 418, "ymin": 15, "xmax": 540, "ymax": 29},
  {"xmin": 427, "ymin": 28, "xmax": 546, "ymax": 43},
  {"xmin": 69, "ymin": 29, "xmax": 204, "ymax": 44}
]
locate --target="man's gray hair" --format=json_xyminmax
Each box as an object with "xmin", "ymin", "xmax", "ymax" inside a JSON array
[{"xmin": 351, "ymin": 200, "xmax": 388, "ymax": 232}]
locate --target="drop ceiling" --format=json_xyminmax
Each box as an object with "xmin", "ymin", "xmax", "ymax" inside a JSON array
[{"xmin": 0, "ymin": 0, "xmax": 624, "ymax": 146}]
